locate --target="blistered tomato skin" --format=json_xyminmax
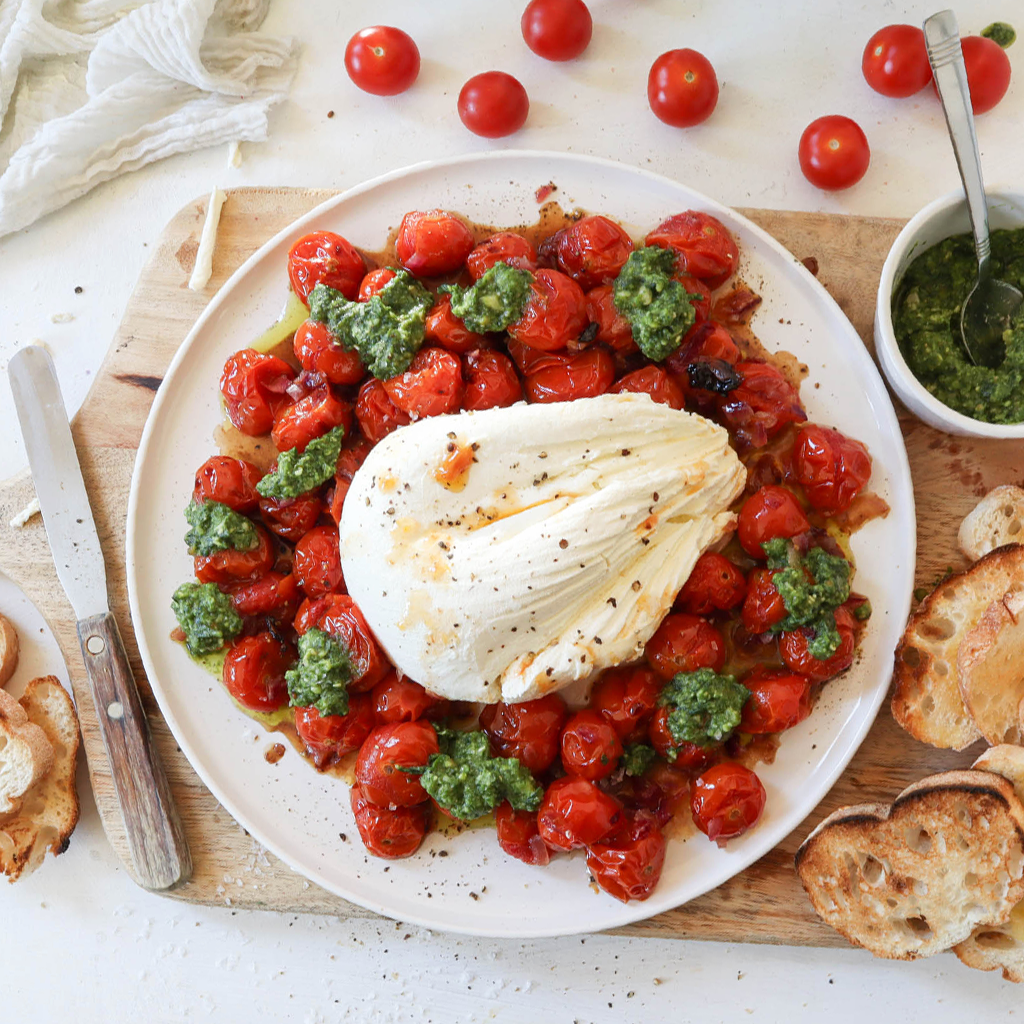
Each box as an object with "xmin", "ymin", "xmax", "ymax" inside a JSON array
[
  {"xmin": 288, "ymin": 231, "xmax": 365, "ymax": 304},
  {"xmin": 193, "ymin": 456, "xmax": 263, "ymax": 512},
  {"xmin": 495, "ymin": 802, "xmax": 550, "ymax": 865},
  {"xmin": 223, "ymin": 633, "xmax": 293, "ymax": 712},
  {"xmin": 395, "ymin": 210, "xmax": 475, "ymax": 276},
  {"xmin": 227, "ymin": 570, "xmax": 300, "ymax": 619},
  {"xmin": 555, "ymin": 215, "xmax": 634, "ymax": 291},
  {"xmin": 293, "ymin": 319, "xmax": 365, "ymax": 385},
  {"xmin": 691, "ymin": 762, "xmax": 766, "ymax": 842},
  {"xmin": 791, "ymin": 424, "xmax": 872, "ymax": 516},
  {"xmin": 610, "ymin": 366, "xmax": 684, "ymax": 409},
  {"xmin": 585, "ymin": 284, "xmax": 637, "ymax": 353},
  {"xmin": 463, "ymin": 349, "xmax": 523, "ymax": 411},
  {"xmin": 509, "ymin": 269, "xmax": 588, "ymax": 351},
  {"xmin": 740, "ymin": 667, "xmax": 812, "ymax": 734},
  {"xmin": 258, "ymin": 492, "xmax": 322, "ymax": 544},
  {"xmin": 523, "ymin": 347, "xmax": 615, "ymax": 403},
  {"xmin": 560, "ymin": 710, "xmax": 624, "ymax": 781},
  {"xmin": 219, "ymin": 350, "xmax": 295, "ymax": 437},
  {"xmin": 271, "ymin": 390, "xmax": 352, "ymax": 455},
  {"xmin": 383, "ymin": 347, "xmax": 464, "ymax": 418},
  {"xmin": 586, "ymin": 810, "xmax": 666, "ymax": 903},
  {"xmin": 293, "ymin": 525, "xmax": 344, "ymax": 599},
  {"xmin": 479, "ymin": 694, "xmax": 566, "ymax": 774},
  {"xmin": 537, "ymin": 776, "xmax": 623, "ymax": 850},
  {"xmin": 717, "ymin": 361, "xmax": 807, "ymax": 449},
  {"xmin": 675, "ymin": 552, "xmax": 747, "ymax": 615},
  {"xmin": 737, "ymin": 485, "xmax": 811, "ymax": 559},
  {"xmin": 355, "ymin": 721, "xmax": 440, "ymax": 808},
  {"xmin": 646, "ymin": 211, "xmax": 738, "ymax": 288},
  {"xmin": 589, "ymin": 666, "xmax": 662, "ymax": 741},
  {"xmin": 780, "ymin": 605, "xmax": 856, "ymax": 683},
  {"xmin": 649, "ymin": 708, "xmax": 715, "ymax": 770},
  {"xmin": 194, "ymin": 525, "xmax": 275, "ymax": 585},
  {"xmin": 425, "ymin": 295, "xmax": 488, "ymax": 354},
  {"xmin": 351, "ymin": 783, "xmax": 429, "ymax": 859},
  {"xmin": 645, "ymin": 613, "xmax": 727, "ymax": 679},
  {"xmin": 295, "ymin": 695, "xmax": 375, "ymax": 768},
  {"xmin": 315, "ymin": 594, "xmax": 390, "ymax": 693},
  {"xmin": 467, "ymin": 233, "xmax": 538, "ymax": 280},
  {"xmin": 358, "ymin": 267, "xmax": 398, "ymax": 301},
  {"xmin": 356, "ymin": 378, "xmax": 411, "ymax": 444},
  {"xmin": 741, "ymin": 568, "xmax": 787, "ymax": 634},
  {"xmin": 371, "ymin": 673, "xmax": 439, "ymax": 724}
]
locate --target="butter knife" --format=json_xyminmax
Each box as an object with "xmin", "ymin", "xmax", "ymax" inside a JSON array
[{"xmin": 9, "ymin": 345, "xmax": 192, "ymax": 890}]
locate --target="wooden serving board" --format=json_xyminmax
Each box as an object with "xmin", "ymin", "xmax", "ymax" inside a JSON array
[{"xmin": 2, "ymin": 187, "xmax": 1022, "ymax": 945}]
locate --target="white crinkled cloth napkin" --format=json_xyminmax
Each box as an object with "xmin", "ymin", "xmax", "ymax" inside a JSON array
[{"xmin": 0, "ymin": 0, "xmax": 298, "ymax": 238}]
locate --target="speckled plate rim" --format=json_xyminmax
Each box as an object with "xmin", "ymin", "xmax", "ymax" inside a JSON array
[{"xmin": 126, "ymin": 150, "xmax": 915, "ymax": 938}]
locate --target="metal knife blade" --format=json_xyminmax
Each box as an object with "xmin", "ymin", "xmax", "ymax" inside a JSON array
[{"xmin": 9, "ymin": 346, "xmax": 109, "ymax": 620}]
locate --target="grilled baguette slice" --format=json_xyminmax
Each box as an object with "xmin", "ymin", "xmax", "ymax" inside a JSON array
[
  {"xmin": 0, "ymin": 614, "xmax": 18, "ymax": 687},
  {"xmin": 796, "ymin": 770, "xmax": 1024, "ymax": 959},
  {"xmin": 0, "ymin": 686, "xmax": 53, "ymax": 814},
  {"xmin": 960, "ymin": 486, "xmax": 1024, "ymax": 562}
]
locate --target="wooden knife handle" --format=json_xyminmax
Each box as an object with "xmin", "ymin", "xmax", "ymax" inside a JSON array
[{"xmin": 77, "ymin": 612, "xmax": 192, "ymax": 890}]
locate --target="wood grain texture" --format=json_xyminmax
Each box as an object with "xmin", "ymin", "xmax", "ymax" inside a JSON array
[{"xmin": 2, "ymin": 187, "xmax": 1023, "ymax": 944}]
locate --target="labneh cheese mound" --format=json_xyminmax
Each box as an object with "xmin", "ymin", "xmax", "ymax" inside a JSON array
[{"xmin": 340, "ymin": 393, "xmax": 746, "ymax": 703}]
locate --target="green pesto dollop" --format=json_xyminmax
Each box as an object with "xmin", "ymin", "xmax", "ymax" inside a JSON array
[
  {"xmin": 412, "ymin": 727, "xmax": 542, "ymax": 821},
  {"xmin": 184, "ymin": 499, "xmax": 258, "ymax": 556},
  {"xmin": 657, "ymin": 668, "xmax": 749, "ymax": 750},
  {"xmin": 982, "ymin": 22, "xmax": 1016, "ymax": 47},
  {"xmin": 621, "ymin": 742, "xmax": 657, "ymax": 777},
  {"xmin": 892, "ymin": 229, "xmax": 1024, "ymax": 424},
  {"xmin": 256, "ymin": 426, "xmax": 344, "ymax": 500},
  {"xmin": 308, "ymin": 270, "xmax": 433, "ymax": 380},
  {"xmin": 171, "ymin": 581, "xmax": 243, "ymax": 657},
  {"xmin": 442, "ymin": 262, "xmax": 534, "ymax": 333},
  {"xmin": 612, "ymin": 246, "xmax": 701, "ymax": 361},
  {"xmin": 284, "ymin": 627, "xmax": 355, "ymax": 717}
]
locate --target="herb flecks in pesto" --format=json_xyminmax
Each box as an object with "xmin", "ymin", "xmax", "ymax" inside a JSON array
[
  {"xmin": 171, "ymin": 581, "xmax": 243, "ymax": 656},
  {"xmin": 308, "ymin": 270, "xmax": 433, "ymax": 380},
  {"xmin": 612, "ymin": 246, "xmax": 701, "ymax": 361},
  {"xmin": 657, "ymin": 668, "xmax": 749, "ymax": 750},
  {"xmin": 256, "ymin": 426, "xmax": 344, "ymax": 500},
  {"xmin": 285, "ymin": 627, "xmax": 355, "ymax": 717},
  {"xmin": 621, "ymin": 742, "xmax": 657, "ymax": 777},
  {"xmin": 442, "ymin": 262, "xmax": 534, "ymax": 333},
  {"xmin": 184, "ymin": 499, "xmax": 258, "ymax": 556},
  {"xmin": 982, "ymin": 22, "xmax": 1015, "ymax": 47}
]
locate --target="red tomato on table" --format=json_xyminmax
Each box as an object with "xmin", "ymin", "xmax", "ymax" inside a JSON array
[
  {"xmin": 479, "ymin": 694, "xmax": 566, "ymax": 774},
  {"xmin": 691, "ymin": 762, "xmax": 766, "ymax": 842},
  {"xmin": 861, "ymin": 24, "xmax": 931, "ymax": 97},
  {"xmin": 192, "ymin": 455, "xmax": 262, "ymax": 512},
  {"xmin": 458, "ymin": 72, "xmax": 530, "ymax": 138},
  {"xmin": 645, "ymin": 613, "xmax": 726, "ymax": 679},
  {"xmin": 554, "ymin": 215, "xmax": 634, "ymax": 290},
  {"xmin": 344, "ymin": 26, "xmax": 420, "ymax": 96},
  {"xmin": 798, "ymin": 116, "xmax": 870, "ymax": 192},
  {"xmin": 293, "ymin": 319, "xmax": 364, "ymax": 385},
  {"xmin": 791, "ymin": 424, "xmax": 872, "ymax": 516},
  {"xmin": 560, "ymin": 710, "xmax": 624, "ymax": 781},
  {"xmin": 956, "ymin": 35, "xmax": 1012, "ymax": 115},
  {"xmin": 586, "ymin": 810, "xmax": 666, "ymax": 903},
  {"xmin": 675, "ymin": 552, "xmax": 747, "ymax": 615},
  {"xmin": 737, "ymin": 485, "xmax": 810, "ymax": 559},
  {"xmin": 647, "ymin": 48, "xmax": 719, "ymax": 128},
  {"xmin": 219, "ymin": 350, "xmax": 294, "ymax": 437},
  {"xmin": 645, "ymin": 211, "xmax": 737, "ymax": 288},
  {"xmin": 495, "ymin": 802, "xmax": 550, "ymax": 865},
  {"xmin": 222, "ymin": 633, "xmax": 293, "ymax": 712},
  {"xmin": 383, "ymin": 347, "xmax": 464, "ymax": 418},
  {"xmin": 351, "ymin": 783, "xmax": 429, "ymax": 858},
  {"xmin": 466, "ymin": 233, "xmax": 538, "ymax": 280},
  {"xmin": 462, "ymin": 349, "xmax": 523, "ymax": 411},
  {"xmin": 295, "ymin": 696, "xmax": 375, "ymax": 768},
  {"xmin": 396, "ymin": 210, "xmax": 474, "ymax": 276},
  {"xmin": 521, "ymin": 0, "xmax": 593, "ymax": 61},
  {"xmin": 537, "ymin": 776, "xmax": 623, "ymax": 850},
  {"xmin": 589, "ymin": 665, "xmax": 662, "ymax": 741},
  {"xmin": 740, "ymin": 667, "xmax": 813, "ymax": 734},
  {"xmin": 288, "ymin": 231, "xmax": 365, "ymax": 304},
  {"xmin": 355, "ymin": 721, "xmax": 439, "ymax": 807}
]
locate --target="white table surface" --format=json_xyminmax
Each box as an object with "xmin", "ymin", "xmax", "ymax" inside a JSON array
[{"xmin": 3, "ymin": 0, "xmax": 1023, "ymax": 1018}]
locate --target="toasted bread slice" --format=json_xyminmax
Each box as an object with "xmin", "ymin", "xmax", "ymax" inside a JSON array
[
  {"xmin": 960, "ymin": 486, "xmax": 1024, "ymax": 562},
  {"xmin": 796, "ymin": 770, "xmax": 1024, "ymax": 959},
  {"xmin": 891, "ymin": 545, "xmax": 1024, "ymax": 750},
  {"xmin": 0, "ymin": 677, "xmax": 80, "ymax": 882},
  {"xmin": 0, "ymin": 614, "xmax": 18, "ymax": 687},
  {"xmin": 0, "ymin": 687, "xmax": 53, "ymax": 814}
]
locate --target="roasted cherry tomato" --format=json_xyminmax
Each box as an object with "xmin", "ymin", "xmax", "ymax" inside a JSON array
[
  {"xmin": 425, "ymin": 295, "xmax": 488, "ymax": 354},
  {"xmin": 586, "ymin": 809, "xmax": 666, "ymax": 903},
  {"xmin": 521, "ymin": 0, "xmax": 592, "ymax": 61},
  {"xmin": 610, "ymin": 366, "xmax": 684, "ymax": 409},
  {"xmin": 798, "ymin": 115, "xmax": 870, "ymax": 192},
  {"xmin": 717, "ymin": 361, "xmax": 806, "ymax": 449},
  {"xmin": 295, "ymin": 695, "xmax": 376, "ymax": 769},
  {"xmin": 396, "ymin": 210, "xmax": 475, "ymax": 276},
  {"xmin": 355, "ymin": 721, "xmax": 440, "ymax": 807},
  {"xmin": 740, "ymin": 667, "xmax": 813, "ymax": 734},
  {"xmin": 194, "ymin": 524, "xmax": 275, "ymax": 585},
  {"xmin": 957, "ymin": 35, "xmax": 1012, "ymax": 115},
  {"xmin": 861, "ymin": 24, "xmax": 931, "ymax": 97},
  {"xmin": 293, "ymin": 595, "xmax": 328, "ymax": 637},
  {"xmin": 646, "ymin": 211, "xmax": 738, "ymax": 288},
  {"xmin": 222, "ymin": 632, "xmax": 293, "ymax": 712},
  {"xmin": 780, "ymin": 604, "xmax": 856, "ymax": 683},
  {"xmin": 293, "ymin": 525, "xmax": 344, "ymax": 598},
  {"xmin": 740, "ymin": 568, "xmax": 787, "ymax": 634},
  {"xmin": 383, "ymin": 347, "xmax": 464, "ymax": 417},
  {"xmin": 589, "ymin": 666, "xmax": 662, "ymax": 741},
  {"xmin": 647, "ymin": 48, "xmax": 719, "ymax": 128},
  {"xmin": 457, "ymin": 71, "xmax": 530, "ymax": 138},
  {"xmin": 648, "ymin": 707, "xmax": 716, "ymax": 770},
  {"xmin": 792, "ymin": 424, "xmax": 872, "ymax": 516},
  {"xmin": 219, "ymin": 350, "xmax": 295, "ymax": 436},
  {"xmin": 315, "ymin": 594, "xmax": 390, "ymax": 692},
  {"xmin": 667, "ymin": 320, "xmax": 741, "ymax": 374},
  {"xmin": 645, "ymin": 613, "xmax": 726, "ymax": 679},
  {"xmin": 372, "ymin": 672, "xmax": 440, "ymax": 724},
  {"xmin": 554, "ymin": 215, "xmax": 634, "ymax": 290},
  {"xmin": 258, "ymin": 492, "xmax": 323, "ymax": 544},
  {"xmin": 479, "ymin": 693, "xmax": 567, "ymax": 774},
  {"xmin": 355, "ymin": 377, "xmax": 411, "ymax": 444},
  {"xmin": 344, "ymin": 25, "xmax": 420, "ymax": 96},
  {"xmin": 227, "ymin": 570, "xmax": 300, "ymax": 619},
  {"xmin": 466, "ymin": 232, "xmax": 538, "ymax": 280},
  {"xmin": 737, "ymin": 485, "xmax": 810, "ymax": 559},
  {"xmin": 271, "ymin": 389, "xmax": 352, "ymax": 454},
  {"xmin": 560, "ymin": 710, "xmax": 624, "ymax": 782},
  {"xmin": 293, "ymin": 319, "xmax": 364, "ymax": 385},
  {"xmin": 584, "ymin": 284, "xmax": 636, "ymax": 353},
  {"xmin": 537, "ymin": 776, "xmax": 623, "ymax": 850},
  {"xmin": 462, "ymin": 349, "xmax": 523, "ymax": 411},
  {"xmin": 495, "ymin": 802, "xmax": 550, "ymax": 865},
  {"xmin": 691, "ymin": 762, "xmax": 766, "ymax": 843},
  {"xmin": 523, "ymin": 347, "xmax": 615, "ymax": 403},
  {"xmin": 509, "ymin": 269, "xmax": 588, "ymax": 351},
  {"xmin": 675, "ymin": 552, "xmax": 747, "ymax": 616},
  {"xmin": 288, "ymin": 231, "xmax": 365, "ymax": 304},
  {"xmin": 193, "ymin": 455, "xmax": 263, "ymax": 512},
  {"xmin": 351, "ymin": 783, "xmax": 429, "ymax": 858},
  {"xmin": 358, "ymin": 267, "xmax": 398, "ymax": 301},
  {"xmin": 678, "ymin": 274, "xmax": 713, "ymax": 325}
]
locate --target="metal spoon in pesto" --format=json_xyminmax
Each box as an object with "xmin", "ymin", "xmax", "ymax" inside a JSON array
[{"xmin": 924, "ymin": 10, "xmax": 1022, "ymax": 368}]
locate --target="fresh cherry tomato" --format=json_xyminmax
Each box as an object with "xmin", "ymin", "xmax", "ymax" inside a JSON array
[
  {"xmin": 344, "ymin": 25, "xmax": 420, "ymax": 96},
  {"xmin": 458, "ymin": 71, "xmax": 530, "ymax": 138},
  {"xmin": 798, "ymin": 115, "xmax": 870, "ymax": 192},
  {"xmin": 355, "ymin": 721, "xmax": 439, "ymax": 807},
  {"xmin": 383, "ymin": 347, "xmax": 464, "ymax": 417},
  {"xmin": 646, "ymin": 211, "xmax": 738, "ymax": 288},
  {"xmin": 610, "ymin": 366, "xmax": 684, "ymax": 409},
  {"xmin": 351, "ymin": 783, "xmax": 429, "ymax": 858},
  {"xmin": 740, "ymin": 568, "xmax": 787, "ymax": 634},
  {"xmin": 466, "ymin": 233, "xmax": 538, "ymax": 280},
  {"xmin": 589, "ymin": 665, "xmax": 662, "ymax": 741},
  {"xmin": 395, "ymin": 210, "xmax": 475, "ymax": 276},
  {"xmin": 295, "ymin": 695, "xmax": 375, "ymax": 769},
  {"xmin": 648, "ymin": 707, "xmax": 716, "ymax": 770},
  {"xmin": 288, "ymin": 231, "xmax": 365, "ymax": 304},
  {"xmin": 957, "ymin": 35, "xmax": 1012, "ymax": 115},
  {"xmin": 509, "ymin": 269, "xmax": 588, "ymax": 351},
  {"xmin": 740, "ymin": 667, "xmax": 812, "ymax": 734},
  {"xmin": 737, "ymin": 485, "xmax": 810, "ymax": 559},
  {"xmin": 647, "ymin": 48, "xmax": 719, "ymax": 128},
  {"xmin": 479, "ymin": 693, "xmax": 567, "ymax": 774},
  {"xmin": 521, "ymin": 0, "xmax": 592, "ymax": 61},
  {"xmin": 358, "ymin": 267, "xmax": 398, "ymax": 301},
  {"xmin": 355, "ymin": 378, "xmax": 411, "ymax": 444},
  {"xmin": 675, "ymin": 552, "xmax": 747, "ymax": 616},
  {"xmin": 554, "ymin": 215, "xmax": 634, "ymax": 290},
  {"xmin": 494, "ymin": 802, "xmax": 550, "ymax": 865},
  {"xmin": 293, "ymin": 319, "xmax": 364, "ymax": 385},
  {"xmin": 645, "ymin": 613, "xmax": 726, "ymax": 679},
  {"xmin": 791, "ymin": 424, "xmax": 872, "ymax": 516},
  {"xmin": 560, "ymin": 710, "xmax": 624, "ymax": 781},
  {"xmin": 861, "ymin": 24, "xmax": 931, "ymax": 97},
  {"xmin": 586, "ymin": 809, "xmax": 666, "ymax": 903},
  {"xmin": 219, "ymin": 350, "xmax": 295, "ymax": 436},
  {"xmin": 537, "ymin": 776, "xmax": 624, "ymax": 850},
  {"xmin": 372, "ymin": 672, "xmax": 440, "ymax": 724},
  {"xmin": 780, "ymin": 604, "xmax": 856, "ymax": 683},
  {"xmin": 222, "ymin": 632, "xmax": 293, "ymax": 712},
  {"xmin": 293, "ymin": 525, "xmax": 344, "ymax": 599},
  {"xmin": 271, "ymin": 389, "xmax": 352, "ymax": 454},
  {"xmin": 462, "ymin": 349, "xmax": 523, "ymax": 411},
  {"xmin": 523, "ymin": 347, "xmax": 615, "ymax": 403},
  {"xmin": 194, "ymin": 524, "xmax": 275, "ymax": 585},
  {"xmin": 691, "ymin": 762, "xmax": 766, "ymax": 842},
  {"xmin": 584, "ymin": 285, "xmax": 636, "ymax": 353},
  {"xmin": 258, "ymin": 492, "xmax": 323, "ymax": 544},
  {"xmin": 227, "ymin": 570, "xmax": 300, "ymax": 619},
  {"xmin": 193, "ymin": 456, "xmax": 263, "ymax": 512},
  {"xmin": 425, "ymin": 295, "xmax": 488, "ymax": 354},
  {"xmin": 315, "ymin": 594, "xmax": 390, "ymax": 692},
  {"xmin": 717, "ymin": 361, "xmax": 806, "ymax": 449}
]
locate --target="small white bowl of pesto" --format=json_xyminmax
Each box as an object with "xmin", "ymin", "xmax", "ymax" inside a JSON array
[{"xmin": 875, "ymin": 186, "xmax": 1024, "ymax": 438}]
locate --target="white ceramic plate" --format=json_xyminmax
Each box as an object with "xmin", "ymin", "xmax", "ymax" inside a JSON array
[{"xmin": 127, "ymin": 151, "xmax": 915, "ymax": 937}]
